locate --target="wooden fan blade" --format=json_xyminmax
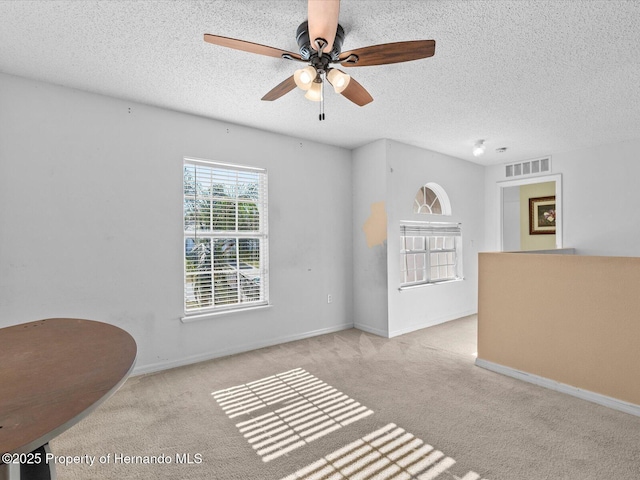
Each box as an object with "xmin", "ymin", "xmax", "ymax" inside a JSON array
[
  {"xmin": 204, "ymin": 34, "xmax": 303, "ymax": 61},
  {"xmin": 339, "ymin": 40, "xmax": 435, "ymax": 67},
  {"xmin": 307, "ymin": 0, "xmax": 340, "ymax": 53},
  {"xmin": 340, "ymin": 77, "xmax": 373, "ymax": 106},
  {"xmin": 262, "ymin": 76, "xmax": 297, "ymax": 101}
]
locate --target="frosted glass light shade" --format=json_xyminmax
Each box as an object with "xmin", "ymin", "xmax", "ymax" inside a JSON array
[
  {"xmin": 294, "ymin": 66, "xmax": 317, "ymax": 91},
  {"xmin": 304, "ymin": 81, "xmax": 323, "ymax": 101},
  {"xmin": 327, "ymin": 69, "xmax": 351, "ymax": 93}
]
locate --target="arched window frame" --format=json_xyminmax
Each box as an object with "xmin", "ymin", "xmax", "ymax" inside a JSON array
[{"xmin": 413, "ymin": 182, "xmax": 452, "ymax": 215}]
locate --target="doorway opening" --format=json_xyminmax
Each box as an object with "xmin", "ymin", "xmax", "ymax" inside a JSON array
[{"xmin": 497, "ymin": 174, "xmax": 562, "ymax": 251}]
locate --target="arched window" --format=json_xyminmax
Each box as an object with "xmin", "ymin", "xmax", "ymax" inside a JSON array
[{"xmin": 413, "ymin": 183, "xmax": 451, "ymax": 215}]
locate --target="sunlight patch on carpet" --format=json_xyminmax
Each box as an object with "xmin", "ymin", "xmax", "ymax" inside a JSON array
[
  {"xmin": 212, "ymin": 368, "xmax": 374, "ymax": 462},
  {"xmin": 279, "ymin": 423, "xmax": 489, "ymax": 480}
]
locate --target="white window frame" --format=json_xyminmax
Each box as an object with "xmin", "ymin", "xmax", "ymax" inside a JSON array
[
  {"xmin": 183, "ymin": 158, "xmax": 269, "ymax": 318},
  {"xmin": 413, "ymin": 182, "xmax": 452, "ymax": 215},
  {"xmin": 399, "ymin": 221, "xmax": 463, "ymax": 289}
]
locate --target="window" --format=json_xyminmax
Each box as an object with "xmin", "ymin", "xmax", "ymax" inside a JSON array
[
  {"xmin": 183, "ymin": 158, "xmax": 268, "ymax": 315},
  {"xmin": 413, "ymin": 183, "xmax": 451, "ymax": 215},
  {"xmin": 400, "ymin": 222, "xmax": 463, "ymax": 288}
]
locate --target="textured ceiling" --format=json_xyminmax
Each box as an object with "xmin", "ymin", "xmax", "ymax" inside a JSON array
[{"xmin": 1, "ymin": 0, "xmax": 639, "ymax": 165}]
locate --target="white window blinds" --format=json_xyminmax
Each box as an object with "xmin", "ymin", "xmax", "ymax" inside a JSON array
[
  {"xmin": 184, "ymin": 158, "xmax": 268, "ymax": 314},
  {"xmin": 400, "ymin": 222, "xmax": 463, "ymax": 288}
]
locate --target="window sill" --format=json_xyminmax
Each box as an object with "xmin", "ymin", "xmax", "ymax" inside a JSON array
[
  {"xmin": 398, "ymin": 278, "xmax": 464, "ymax": 291},
  {"xmin": 181, "ymin": 303, "xmax": 271, "ymax": 323}
]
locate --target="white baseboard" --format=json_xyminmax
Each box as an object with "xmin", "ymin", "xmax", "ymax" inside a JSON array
[
  {"xmin": 133, "ymin": 323, "xmax": 354, "ymax": 376},
  {"xmin": 388, "ymin": 309, "xmax": 477, "ymax": 338},
  {"xmin": 475, "ymin": 358, "xmax": 640, "ymax": 418},
  {"xmin": 353, "ymin": 322, "xmax": 389, "ymax": 338}
]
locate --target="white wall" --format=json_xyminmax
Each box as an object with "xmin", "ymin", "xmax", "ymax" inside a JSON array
[
  {"xmin": 352, "ymin": 140, "xmax": 388, "ymax": 336},
  {"xmin": 502, "ymin": 186, "xmax": 520, "ymax": 251},
  {"xmin": 384, "ymin": 140, "xmax": 484, "ymax": 337},
  {"xmin": 485, "ymin": 138, "xmax": 640, "ymax": 256},
  {"xmin": 556, "ymin": 139, "xmax": 640, "ymax": 256},
  {"xmin": 0, "ymin": 73, "xmax": 353, "ymax": 374},
  {"xmin": 351, "ymin": 140, "xmax": 485, "ymax": 338}
]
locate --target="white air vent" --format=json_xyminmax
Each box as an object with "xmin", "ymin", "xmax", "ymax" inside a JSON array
[{"xmin": 505, "ymin": 156, "xmax": 551, "ymax": 178}]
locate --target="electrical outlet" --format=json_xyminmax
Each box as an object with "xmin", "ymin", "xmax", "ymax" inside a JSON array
[{"xmin": 327, "ymin": 294, "xmax": 332, "ymax": 304}]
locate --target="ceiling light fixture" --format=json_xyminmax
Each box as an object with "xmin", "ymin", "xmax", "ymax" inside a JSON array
[
  {"xmin": 204, "ymin": 2, "xmax": 437, "ymax": 122},
  {"xmin": 304, "ymin": 77, "xmax": 323, "ymax": 102},
  {"xmin": 294, "ymin": 66, "xmax": 317, "ymax": 91},
  {"xmin": 473, "ymin": 139, "xmax": 486, "ymax": 157},
  {"xmin": 326, "ymin": 68, "xmax": 351, "ymax": 93}
]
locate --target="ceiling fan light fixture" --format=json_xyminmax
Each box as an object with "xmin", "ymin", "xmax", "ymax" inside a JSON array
[
  {"xmin": 294, "ymin": 66, "xmax": 317, "ymax": 91},
  {"xmin": 304, "ymin": 80, "xmax": 323, "ymax": 102},
  {"xmin": 473, "ymin": 139, "xmax": 486, "ymax": 157},
  {"xmin": 203, "ymin": 0, "xmax": 435, "ymax": 115},
  {"xmin": 327, "ymin": 68, "xmax": 351, "ymax": 94}
]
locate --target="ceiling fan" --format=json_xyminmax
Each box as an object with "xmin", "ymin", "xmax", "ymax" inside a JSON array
[{"xmin": 204, "ymin": 0, "xmax": 436, "ymax": 120}]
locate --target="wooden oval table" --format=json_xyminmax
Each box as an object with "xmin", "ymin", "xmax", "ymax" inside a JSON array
[{"xmin": 0, "ymin": 318, "xmax": 137, "ymax": 480}]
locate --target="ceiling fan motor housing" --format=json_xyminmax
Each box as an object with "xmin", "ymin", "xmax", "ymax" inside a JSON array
[{"xmin": 296, "ymin": 21, "xmax": 345, "ymax": 62}]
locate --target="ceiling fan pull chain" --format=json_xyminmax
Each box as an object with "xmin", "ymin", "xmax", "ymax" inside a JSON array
[{"xmin": 319, "ymin": 74, "xmax": 325, "ymax": 121}]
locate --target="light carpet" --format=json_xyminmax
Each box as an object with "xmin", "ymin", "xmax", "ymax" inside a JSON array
[{"xmin": 51, "ymin": 315, "xmax": 640, "ymax": 479}]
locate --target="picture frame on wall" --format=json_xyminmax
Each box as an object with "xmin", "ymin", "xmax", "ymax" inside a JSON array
[{"xmin": 529, "ymin": 196, "xmax": 556, "ymax": 235}]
